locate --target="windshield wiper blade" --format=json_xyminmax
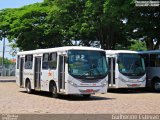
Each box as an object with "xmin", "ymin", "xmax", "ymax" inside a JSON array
[{"xmin": 85, "ymin": 76, "xmax": 95, "ymax": 78}]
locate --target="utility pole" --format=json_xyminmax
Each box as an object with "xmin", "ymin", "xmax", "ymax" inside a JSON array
[{"xmin": 2, "ymin": 37, "xmax": 5, "ymax": 76}]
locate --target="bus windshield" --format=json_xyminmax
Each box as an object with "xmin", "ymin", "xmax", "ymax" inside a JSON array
[
  {"xmin": 118, "ymin": 53, "xmax": 145, "ymax": 76},
  {"xmin": 68, "ymin": 50, "xmax": 108, "ymax": 79}
]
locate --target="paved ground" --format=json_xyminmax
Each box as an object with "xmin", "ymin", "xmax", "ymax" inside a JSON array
[{"xmin": 0, "ymin": 82, "xmax": 160, "ymax": 114}]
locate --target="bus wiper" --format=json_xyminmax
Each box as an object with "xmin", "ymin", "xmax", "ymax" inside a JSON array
[
  {"xmin": 86, "ymin": 76, "xmax": 95, "ymax": 79},
  {"xmin": 78, "ymin": 73, "xmax": 89, "ymax": 78}
]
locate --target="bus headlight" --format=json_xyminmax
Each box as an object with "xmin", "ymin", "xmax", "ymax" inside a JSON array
[
  {"xmin": 119, "ymin": 77, "xmax": 128, "ymax": 82},
  {"xmin": 101, "ymin": 80, "xmax": 108, "ymax": 87},
  {"xmin": 68, "ymin": 80, "xmax": 78, "ymax": 87},
  {"xmin": 142, "ymin": 77, "xmax": 146, "ymax": 82}
]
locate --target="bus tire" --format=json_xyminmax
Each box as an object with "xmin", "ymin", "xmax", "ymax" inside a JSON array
[
  {"xmin": 153, "ymin": 80, "xmax": 160, "ymax": 92},
  {"xmin": 26, "ymin": 80, "xmax": 32, "ymax": 94},
  {"xmin": 50, "ymin": 83, "xmax": 59, "ymax": 98},
  {"xmin": 82, "ymin": 94, "xmax": 91, "ymax": 98}
]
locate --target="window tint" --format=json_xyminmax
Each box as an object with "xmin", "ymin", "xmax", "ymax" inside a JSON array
[
  {"xmin": 118, "ymin": 53, "xmax": 145, "ymax": 76},
  {"xmin": 25, "ymin": 55, "xmax": 33, "ymax": 69},
  {"xmin": 42, "ymin": 52, "xmax": 57, "ymax": 69},
  {"xmin": 42, "ymin": 53, "xmax": 49, "ymax": 69},
  {"xmin": 68, "ymin": 50, "xmax": 108, "ymax": 78},
  {"xmin": 49, "ymin": 53, "xmax": 57, "ymax": 69},
  {"xmin": 150, "ymin": 54, "xmax": 160, "ymax": 67},
  {"xmin": 17, "ymin": 55, "xmax": 20, "ymax": 69}
]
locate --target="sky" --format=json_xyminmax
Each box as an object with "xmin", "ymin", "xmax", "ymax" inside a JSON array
[
  {"xmin": 0, "ymin": 0, "xmax": 43, "ymax": 59},
  {"xmin": 0, "ymin": 0, "xmax": 43, "ymax": 10}
]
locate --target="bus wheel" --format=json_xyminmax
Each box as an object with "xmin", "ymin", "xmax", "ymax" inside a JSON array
[
  {"xmin": 51, "ymin": 84, "xmax": 59, "ymax": 98},
  {"xmin": 82, "ymin": 94, "xmax": 91, "ymax": 98},
  {"xmin": 153, "ymin": 80, "xmax": 160, "ymax": 92},
  {"xmin": 26, "ymin": 81, "xmax": 32, "ymax": 94}
]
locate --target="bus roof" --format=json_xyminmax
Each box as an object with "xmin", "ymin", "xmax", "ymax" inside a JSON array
[
  {"xmin": 17, "ymin": 46, "xmax": 104, "ymax": 55},
  {"xmin": 105, "ymin": 50, "xmax": 139, "ymax": 55},
  {"xmin": 138, "ymin": 50, "xmax": 160, "ymax": 54}
]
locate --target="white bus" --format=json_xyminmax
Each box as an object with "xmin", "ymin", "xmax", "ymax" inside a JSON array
[
  {"xmin": 16, "ymin": 46, "xmax": 108, "ymax": 98},
  {"xmin": 140, "ymin": 50, "xmax": 160, "ymax": 92},
  {"xmin": 106, "ymin": 50, "xmax": 146, "ymax": 89}
]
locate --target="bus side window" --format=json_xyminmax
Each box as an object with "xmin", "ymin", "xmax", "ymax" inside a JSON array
[
  {"xmin": 149, "ymin": 54, "xmax": 160, "ymax": 67},
  {"xmin": 156, "ymin": 55, "xmax": 160, "ymax": 67},
  {"xmin": 42, "ymin": 53, "xmax": 49, "ymax": 69},
  {"xmin": 151, "ymin": 54, "xmax": 160, "ymax": 67},
  {"xmin": 49, "ymin": 52, "xmax": 57, "ymax": 69},
  {"xmin": 17, "ymin": 55, "xmax": 20, "ymax": 69},
  {"xmin": 25, "ymin": 55, "xmax": 33, "ymax": 69}
]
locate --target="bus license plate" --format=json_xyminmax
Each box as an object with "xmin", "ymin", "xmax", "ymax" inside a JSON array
[
  {"xmin": 85, "ymin": 89, "xmax": 94, "ymax": 93},
  {"xmin": 127, "ymin": 84, "xmax": 140, "ymax": 87},
  {"xmin": 131, "ymin": 84, "xmax": 139, "ymax": 87}
]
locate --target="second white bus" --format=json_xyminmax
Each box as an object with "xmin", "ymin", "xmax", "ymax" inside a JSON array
[
  {"xmin": 140, "ymin": 50, "xmax": 160, "ymax": 92},
  {"xmin": 106, "ymin": 50, "xmax": 146, "ymax": 89},
  {"xmin": 16, "ymin": 46, "xmax": 108, "ymax": 98}
]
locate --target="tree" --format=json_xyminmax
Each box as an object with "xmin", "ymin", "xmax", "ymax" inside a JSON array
[
  {"xmin": 0, "ymin": 8, "xmax": 17, "ymax": 41},
  {"xmin": 125, "ymin": 2, "xmax": 160, "ymax": 50},
  {"xmin": 47, "ymin": 0, "xmax": 131, "ymax": 49},
  {"xmin": 0, "ymin": 0, "xmax": 137, "ymax": 50},
  {"xmin": 0, "ymin": 57, "xmax": 13, "ymax": 65},
  {"xmin": 9, "ymin": 3, "xmax": 53, "ymax": 50},
  {"xmin": 1, "ymin": 0, "xmax": 159, "ymax": 51},
  {"xmin": 128, "ymin": 39, "xmax": 147, "ymax": 51},
  {"xmin": 0, "ymin": 2, "xmax": 64, "ymax": 50},
  {"xmin": 83, "ymin": 0, "xmax": 131, "ymax": 49},
  {"xmin": 48, "ymin": 0, "xmax": 89, "ymax": 46}
]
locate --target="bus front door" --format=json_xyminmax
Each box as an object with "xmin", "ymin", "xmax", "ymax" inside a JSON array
[
  {"xmin": 34, "ymin": 57, "xmax": 41, "ymax": 90},
  {"xmin": 20, "ymin": 57, "xmax": 24, "ymax": 87},
  {"xmin": 58, "ymin": 55, "xmax": 65, "ymax": 92},
  {"xmin": 108, "ymin": 57, "xmax": 116, "ymax": 87}
]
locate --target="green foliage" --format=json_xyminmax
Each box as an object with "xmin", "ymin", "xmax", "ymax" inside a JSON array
[
  {"xmin": 47, "ymin": 0, "xmax": 86, "ymax": 46},
  {"xmin": 128, "ymin": 39, "xmax": 147, "ymax": 51},
  {"xmin": 47, "ymin": 0, "xmax": 130, "ymax": 49},
  {"xmin": 0, "ymin": 8, "xmax": 17, "ymax": 40},
  {"xmin": 0, "ymin": 0, "xmax": 159, "ymax": 50},
  {"xmin": 0, "ymin": 3, "xmax": 59, "ymax": 50},
  {"xmin": 0, "ymin": 57, "xmax": 13, "ymax": 65},
  {"xmin": 125, "ymin": 2, "xmax": 160, "ymax": 50}
]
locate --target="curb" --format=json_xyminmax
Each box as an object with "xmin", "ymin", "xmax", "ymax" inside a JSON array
[
  {"xmin": 0, "ymin": 77, "xmax": 16, "ymax": 82},
  {"xmin": 0, "ymin": 80, "xmax": 16, "ymax": 82}
]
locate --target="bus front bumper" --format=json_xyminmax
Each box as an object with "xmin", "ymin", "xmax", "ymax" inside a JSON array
[{"xmin": 66, "ymin": 84, "xmax": 108, "ymax": 94}]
